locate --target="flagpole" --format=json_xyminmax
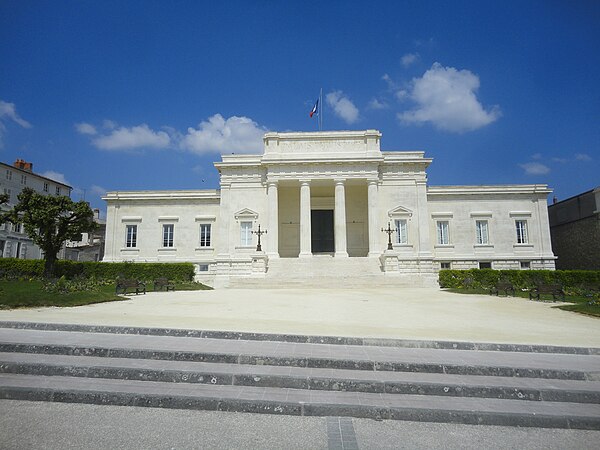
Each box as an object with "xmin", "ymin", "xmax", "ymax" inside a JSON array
[{"xmin": 319, "ymin": 87, "xmax": 323, "ymax": 131}]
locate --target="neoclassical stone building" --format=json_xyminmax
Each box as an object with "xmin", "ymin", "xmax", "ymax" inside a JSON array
[{"xmin": 103, "ymin": 130, "xmax": 556, "ymax": 287}]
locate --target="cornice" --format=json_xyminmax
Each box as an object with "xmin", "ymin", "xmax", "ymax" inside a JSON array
[
  {"xmin": 427, "ymin": 185, "xmax": 552, "ymax": 196},
  {"xmin": 103, "ymin": 190, "xmax": 220, "ymax": 201}
]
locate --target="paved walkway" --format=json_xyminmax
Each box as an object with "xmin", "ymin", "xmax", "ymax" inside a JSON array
[{"xmin": 0, "ymin": 288, "xmax": 598, "ymax": 347}]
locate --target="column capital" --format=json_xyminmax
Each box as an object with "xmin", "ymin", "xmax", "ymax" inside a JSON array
[
  {"xmin": 367, "ymin": 178, "xmax": 379, "ymax": 186},
  {"xmin": 299, "ymin": 179, "xmax": 311, "ymax": 187},
  {"xmin": 266, "ymin": 180, "xmax": 279, "ymax": 187},
  {"xmin": 333, "ymin": 178, "xmax": 346, "ymax": 186}
]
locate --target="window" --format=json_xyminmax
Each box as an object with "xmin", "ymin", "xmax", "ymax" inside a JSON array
[
  {"xmin": 162, "ymin": 224, "xmax": 174, "ymax": 247},
  {"xmin": 6, "ymin": 170, "xmax": 12, "ymax": 180},
  {"xmin": 198, "ymin": 264, "xmax": 209, "ymax": 272},
  {"xmin": 199, "ymin": 224, "xmax": 212, "ymax": 247},
  {"xmin": 479, "ymin": 262, "xmax": 492, "ymax": 269},
  {"xmin": 240, "ymin": 221, "xmax": 252, "ymax": 246},
  {"xmin": 14, "ymin": 223, "xmax": 22, "ymax": 234},
  {"xmin": 515, "ymin": 220, "xmax": 528, "ymax": 244},
  {"xmin": 3, "ymin": 188, "xmax": 11, "ymax": 202},
  {"xmin": 21, "ymin": 174, "xmax": 27, "ymax": 185},
  {"xmin": 125, "ymin": 225, "xmax": 137, "ymax": 248},
  {"xmin": 395, "ymin": 219, "xmax": 408, "ymax": 244},
  {"xmin": 55, "ymin": 186, "xmax": 61, "ymax": 195},
  {"xmin": 475, "ymin": 220, "xmax": 489, "ymax": 245},
  {"xmin": 520, "ymin": 261, "xmax": 531, "ymax": 270},
  {"xmin": 440, "ymin": 262, "xmax": 451, "ymax": 270},
  {"xmin": 43, "ymin": 183, "xmax": 49, "ymax": 193},
  {"xmin": 436, "ymin": 221, "xmax": 449, "ymax": 245}
]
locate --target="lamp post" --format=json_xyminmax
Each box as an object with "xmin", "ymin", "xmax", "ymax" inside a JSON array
[
  {"xmin": 381, "ymin": 222, "xmax": 396, "ymax": 251},
  {"xmin": 252, "ymin": 224, "xmax": 267, "ymax": 252}
]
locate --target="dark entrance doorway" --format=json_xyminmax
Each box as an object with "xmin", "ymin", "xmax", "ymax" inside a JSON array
[{"xmin": 311, "ymin": 210, "xmax": 334, "ymax": 253}]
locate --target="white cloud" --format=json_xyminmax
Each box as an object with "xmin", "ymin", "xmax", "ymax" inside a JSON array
[
  {"xmin": 398, "ymin": 62, "xmax": 501, "ymax": 133},
  {"xmin": 401, "ymin": 53, "xmax": 419, "ymax": 67},
  {"xmin": 531, "ymin": 153, "xmax": 542, "ymax": 160},
  {"xmin": 551, "ymin": 157, "xmax": 568, "ymax": 163},
  {"xmin": 326, "ymin": 91, "xmax": 359, "ymax": 124},
  {"xmin": 75, "ymin": 122, "xmax": 97, "ymax": 135},
  {"xmin": 181, "ymin": 114, "xmax": 265, "ymax": 154},
  {"xmin": 92, "ymin": 124, "xmax": 171, "ymax": 150},
  {"xmin": 0, "ymin": 100, "xmax": 32, "ymax": 148},
  {"xmin": 367, "ymin": 98, "xmax": 388, "ymax": 110},
  {"xmin": 91, "ymin": 185, "xmax": 107, "ymax": 196},
  {"xmin": 575, "ymin": 153, "xmax": 592, "ymax": 161},
  {"xmin": 519, "ymin": 162, "xmax": 550, "ymax": 175},
  {"xmin": 0, "ymin": 100, "xmax": 32, "ymax": 129},
  {"xmin": 41, "ymin": 171, "xmax": 70, "ymax": 185}
]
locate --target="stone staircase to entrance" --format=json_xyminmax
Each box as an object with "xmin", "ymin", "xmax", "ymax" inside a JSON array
[
  {"xmin": 0, "ymin": 322, "xmax": 598, "ymax": 429},
  {"xmin": 229, "ymin": 256, "xmax": 436, "ymax": 289}
]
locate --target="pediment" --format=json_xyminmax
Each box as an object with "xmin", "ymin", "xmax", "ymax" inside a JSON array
[
  {"xmin": 234, "ymin": 208, "xmax": 259, "ymax": 220},
  {"xmin": 388, "ymin": 205, "xmax": 413, "ymax": 217}
]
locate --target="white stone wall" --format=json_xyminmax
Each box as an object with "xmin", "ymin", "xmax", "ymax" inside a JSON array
[
  {"xmin": 103, "ymin": 192, "xmax": 220, "ymax": 266},
  {"xmin": 102, "ymin": 130, "xmax": 556, "ymax": 286}
]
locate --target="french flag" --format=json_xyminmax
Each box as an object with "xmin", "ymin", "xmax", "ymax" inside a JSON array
[{"xmin": 310, "ymin": 98, "xmax": 319, "ymax": 118}]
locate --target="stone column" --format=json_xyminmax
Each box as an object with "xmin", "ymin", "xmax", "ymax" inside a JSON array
[
  {"xmin": 299, "ymin": 180, "xmax": 312, "ymax": 258},
  {"xmin": 334, "ymin": 179, "xmax": 348, "ymax": 257},
  {"xmin": 367, "ymin": 179, "xmax": 380, "ymax": 257},
  {"xmin": 267, "ymin": 181, "xmax": 279, "ymax": 257}
]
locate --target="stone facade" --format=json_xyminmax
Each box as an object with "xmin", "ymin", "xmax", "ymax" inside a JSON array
[
  {"xmin": 548, "ymin": 187, "xmax": 600, "ymax": 270},
  {"xmin": 103, "ymin": 130, "xmax": 556, "ymax": 287},
  {"xmin": 0, "ymin": 159, "xmax": 72, "ymax": 260}
]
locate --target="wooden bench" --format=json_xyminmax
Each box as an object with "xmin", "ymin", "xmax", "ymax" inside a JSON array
[
  {"xmin": 529, "ymin": 284, "xmax": 565, "ymax": 301},
  {"xmin": 116, "ymin": 279, "xmax": 146, "ymax": 295},
  {"xmin": 153, "ymin": 277, "xmax": 175, "ymax": 292},
  {"xmin": 490, "ymin": 281, "xmax": 515, "ymax": 297}
]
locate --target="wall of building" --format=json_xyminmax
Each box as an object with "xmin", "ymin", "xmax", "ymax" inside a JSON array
[
  {"xmin": 548, "ymin": 187, "xmax": 600, "ymax": 270},
  {"xmin": 426, "ymin": 189, "xmax": 555, "ymax": 270},
  {"xmin": 103, "ymin": 195, "xmax": 220, "ymax": 264}
]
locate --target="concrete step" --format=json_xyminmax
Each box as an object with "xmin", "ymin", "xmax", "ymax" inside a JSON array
[
  {"xmin": 1, "ymin": 352, "xmax": 598, "ymax": 404},
  {"xmin": 1, "ymin": 321, "xmax": 596, "ymax": 355},
  {"xmin": 1, "ymin": 373, "xmax": 599, "ymax": 429},
  {"xmin": 0, "ymin": 328, "xmax": 598, "ymax": 380},
  {"xmin": 0, "ymin": 324, "xmax": 598, "ymax": 429},
  {"xmin": 227, "ymin": 256, "xmax": 437, "ymax": 289}
]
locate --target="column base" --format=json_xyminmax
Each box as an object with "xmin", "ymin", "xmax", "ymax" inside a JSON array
[
  {"xmin": 299, "ymin": 252, "xmax": 312, "ymax": 258},
  {"xmin": 334, "ymin": 251, "xmax": 349, "ymax": 258},
  {"xmin": 368, "ymin": 251, "xmax": 382, "ymax": 258}
]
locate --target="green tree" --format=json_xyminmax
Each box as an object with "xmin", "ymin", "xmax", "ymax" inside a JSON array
[{"xmin": 9, "ymin": 188, "xmax": 97, "ymax": 277}]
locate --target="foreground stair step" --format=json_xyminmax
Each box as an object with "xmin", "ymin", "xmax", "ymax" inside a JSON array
[
  {"xmin": 1, "ymin": 352, "xmax": 598, "ymax": 403},
  {"xmin": 1, "ymin": 374, "xmax": 598, "ymax": 430},
  {"xmin": 0, "ymin": 329, "xmax": 597, "ymax": 380}
]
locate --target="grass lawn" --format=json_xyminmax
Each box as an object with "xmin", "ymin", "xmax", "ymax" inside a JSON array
[
  {"xmin": 0, "ymin": 280, "xmax": 211, "ymax": 309},
  {"xmin": 445, "ymin": 287, "xmax": 600, "ymax": 318}
]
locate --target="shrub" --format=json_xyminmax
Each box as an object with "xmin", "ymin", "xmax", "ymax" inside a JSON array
[
  {"xmin": 0, "ymin": 258, "xmax": 195, "ymax": 282},
  {"xmin": 439, "ymin": 269, "xmax": 600, "ymax": 293}
]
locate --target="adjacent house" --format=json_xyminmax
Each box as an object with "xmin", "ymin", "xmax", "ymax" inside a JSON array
[{"xmin": 0, "ymin": 159, "xmax": 72, "ymax": 260}]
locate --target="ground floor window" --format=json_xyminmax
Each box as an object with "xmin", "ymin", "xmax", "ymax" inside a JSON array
[
  {"xmin": 440, "ymin": 262, "xmax": 451, "ymax": 270},
  {"xmin": 479, "ymin": 261, "xmax": 492, "ymax": 269},
  {"xmin": 436, "ymin": 221, "xmax": 450, "ymax": 245},
  {"xmin": 395, "ymin": 219, "xmax": 408, "ymax": 244},
  {"xmin": 163, "ymin": 224, "xmax": 174, "ymax": 247},
  {"xmin": 240, "ymin": 221, "xmax": 252, "ymax": 246},
  {"xmin": 520, "ymin": 261, "xmax": 531, "ymax": 269},
  {"xmin": 515, "ymin": 220, "xmax": 528, "ymax": 244},
  {"xmin": 125, "ymin": 225, "xmax": 137, "ymax": 248},
  {"xmin": 475, "ymin": 220, "xmax": 489, "ymax": 245},
  {"xmin": 199, "ymin": 224, "xmax": 211, "ymax": 247}
]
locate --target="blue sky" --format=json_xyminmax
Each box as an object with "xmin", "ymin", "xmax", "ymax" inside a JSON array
[{"xmin": 1, "ymin": 1, "xmax": 598, "ymax": 214}]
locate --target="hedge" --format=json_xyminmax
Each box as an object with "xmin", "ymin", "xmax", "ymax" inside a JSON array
[
  {"xmin": 439, "ymin": 269, "xmax": 600, "ymax": 295},
  {"xmin": 0, "ymin": 259, "xmax": 195, "ymax": 282}
]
